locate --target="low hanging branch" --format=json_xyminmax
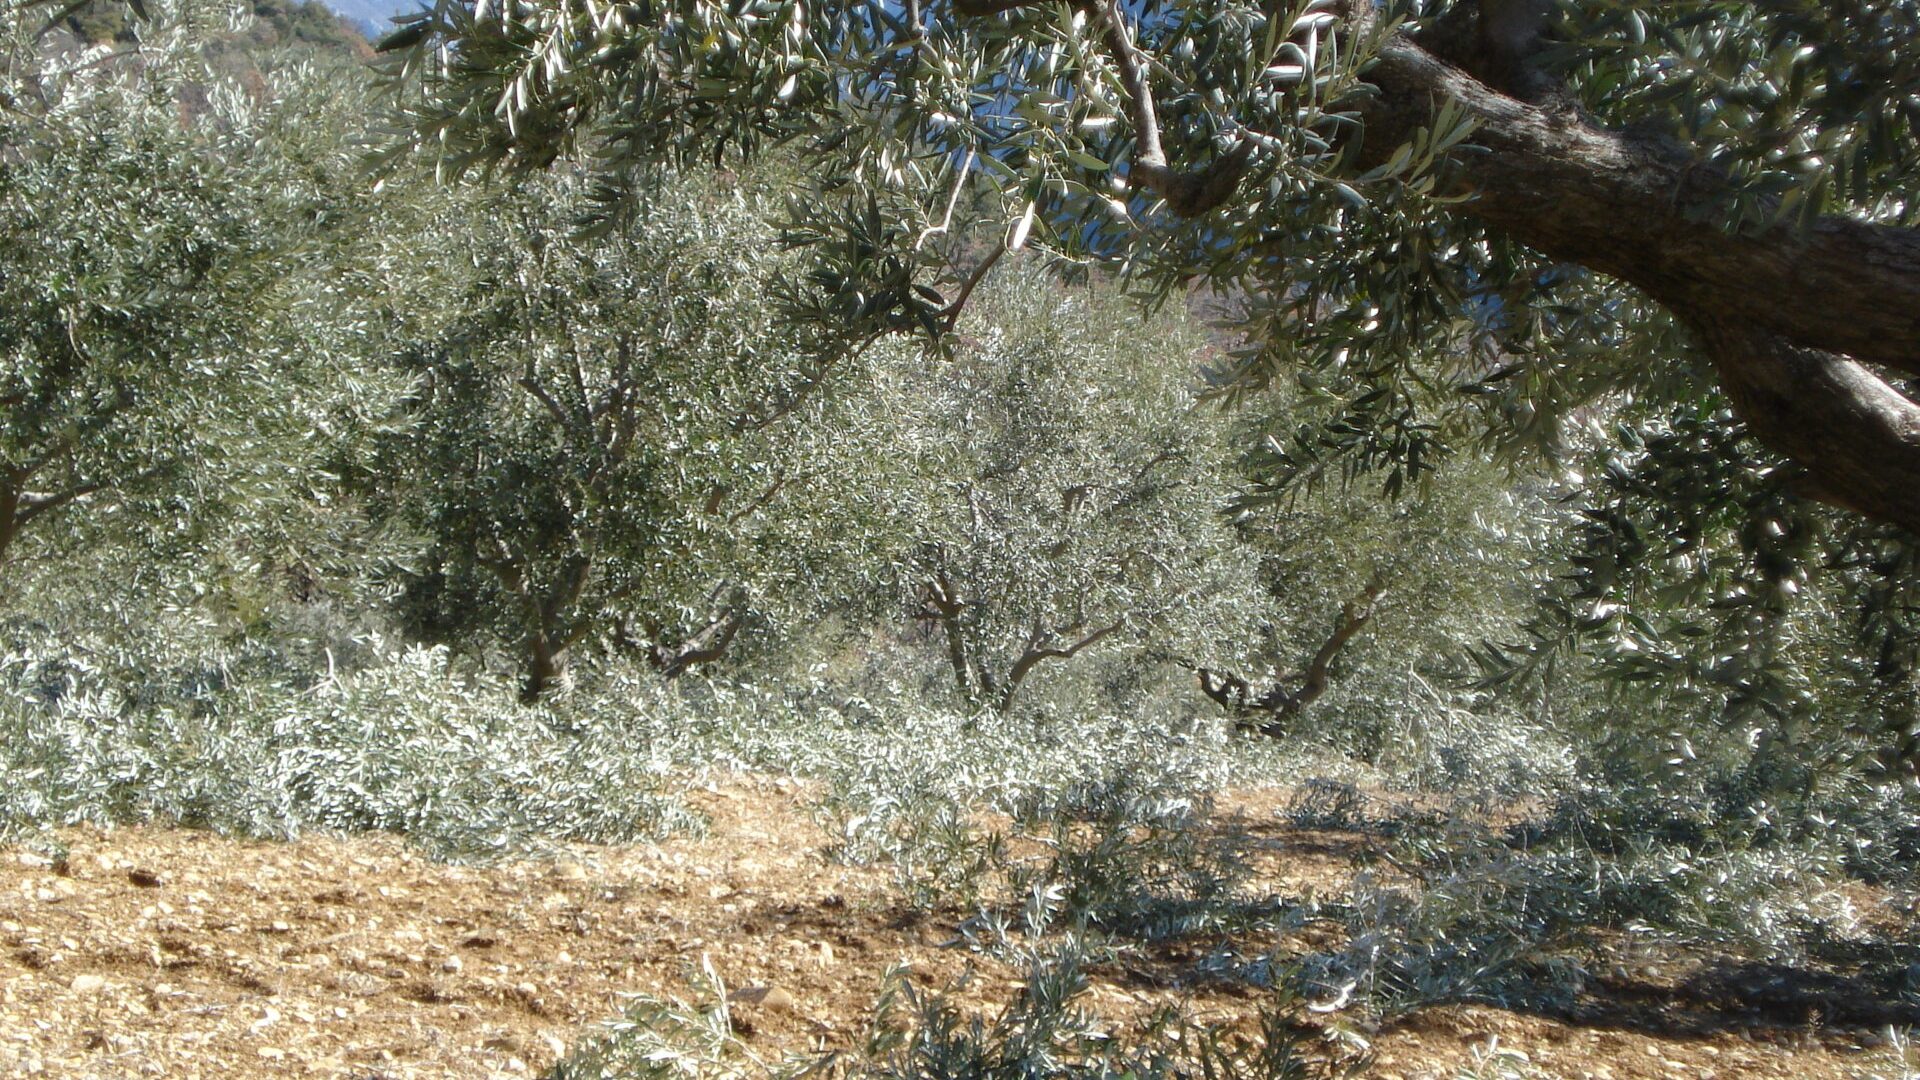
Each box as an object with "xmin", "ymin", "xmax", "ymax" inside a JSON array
[
  {"xmin": 943, "ymin": 0, "xmax": 1920, "ymax": 537},
  {"xmin": 638, "ymin": 608, "xmax": 745, "ymax": 680},
  {"xmin": 653, "ymin": 611, "xmax": 743, "ymax": 679},
  {"xmin": 1189, "ymin": 573, "xmax": 1389, "ymax": 738},
  {"xmin": 609, "ymin": 581, "xmax": 749, "ymax": 681}
]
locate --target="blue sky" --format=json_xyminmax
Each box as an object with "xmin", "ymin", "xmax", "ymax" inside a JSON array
[{"xmin": 321, "ymin": 0, "xmax": 426, "ymax": 38}]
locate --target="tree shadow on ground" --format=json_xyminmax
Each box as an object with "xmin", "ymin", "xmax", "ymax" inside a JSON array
[{"xmin": 1549, "ymin": 955, "xmax": 1920, "ymax": 1037}]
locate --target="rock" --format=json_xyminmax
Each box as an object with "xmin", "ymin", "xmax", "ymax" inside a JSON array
[
  {"xmin": 440, "ymin": 956, "xmax": 463, "ymax": 974},
  {"xmin": 69, "ymin": 974, "xmax": 106, "ymax": 993},
  {"xmin": 728, "ymin": 985, "xmax": 797, "ymax": 1012}
]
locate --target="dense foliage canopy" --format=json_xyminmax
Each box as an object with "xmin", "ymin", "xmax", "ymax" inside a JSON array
[
  {"xmin": 371, "ymin": 0, "xmax": 1920, "ymax": 764},
  {"xmin": 5, "ymin": 7, "xmax": 1920, "ymax": 1068}
]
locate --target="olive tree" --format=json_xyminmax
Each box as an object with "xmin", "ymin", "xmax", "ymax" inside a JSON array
[
  {"xmin": 0, "ymin": 37, "xmax": 245, "ymax": 576},
  {"xmin": 1192, "ymin": 448, "xmax": 1554, "ymax": 741},
  {"xmin": 373, "ymin": 0, "xmax": 1920, "ymax": 753},
  {"xmin": 373, "ymin": 169, "xmax": 913, "ymax": 699},
  {"xmin": 0, "ymin": 5, "xmax": 376, "ymax": 585},
  {"xmin": 885, "ymin": 263, "xmax": 1261, "ymax": 711}
]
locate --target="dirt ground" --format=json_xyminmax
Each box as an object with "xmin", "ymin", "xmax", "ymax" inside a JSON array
[{"xmin": 0, "ymin": 778, "xmax": 1903, "ymax": 1078}]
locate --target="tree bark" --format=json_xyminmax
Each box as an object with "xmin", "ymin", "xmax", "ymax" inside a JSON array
[
  {"xmin": 998, "ymin": 618, "xmax": 1125, "ymax": 712},
  {"xmin": 512, "ymin": 555, "xmax": 592, "ymax": 702},
  {"xmin": 1357, "ymin": 26, "xmax": 1920, "ymax": 380},
  {"xmin": 0, "ymin": 481, "xmax": 18, "ymax": 570},
  {"xmin": 1193, "ymin": 575, "xmax": 1387, "ymax": 735},
  {"xmin": 922, "ymin": 571, "xmax": 976, "ymax": 699},
  {"xmin": 957, "ymin": 0, "xmax": 1920, "ymax": 533},
  {"xmin": 1341, "ymin": 8, "xmax": 1920, "ymax": 532},
  {"xmin": 650, "ymin": 610, "xmax": 744, "ymax": 679},
  {"xmin": 522, "ymin": 630, "xmax": 569, "ymax": 703}
]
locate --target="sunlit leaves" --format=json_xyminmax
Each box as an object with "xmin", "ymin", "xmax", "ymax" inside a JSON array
[
  {"xmin": 1551, "ymin": 1, "xmax": 1920, "ymax": 229},
  {"xmin": 371, "ymin": 168, "xmax": 922, "ymax": 689}
]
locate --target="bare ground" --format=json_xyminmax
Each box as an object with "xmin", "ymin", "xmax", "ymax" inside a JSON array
[{"xmin": 0, "ymin": 779, "xmax": 1905, "ymax": 1078}]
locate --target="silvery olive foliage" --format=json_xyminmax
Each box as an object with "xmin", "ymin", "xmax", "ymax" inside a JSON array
[
  {"xmin": 372, "ymin": 0, "xmax": 1920, "ymax": 767},
  {"xmin": 552, "ymin": 945, "xmax": 1370, "ymax": 1078},
  {"xmin": 0, "ymin": 621, "xmax": 698, "ymax": 859},
  {"xmin": 8, "ymin": 6, "xmax": 1920, "ymax": 1070},
  {"xmin": 884, "ymin": 262, "xmax": 1264, "ymax": 711},
  {"xmin": 0, "ymin": 2, "xmax": 416, "ymax": 632},
  {"xmin": 368, "ymin": 166, "xmax": 920, "ymax": 698},
  {"xmin": 0, "ymin": 7, "xmax": 265, "ymax": 576}
]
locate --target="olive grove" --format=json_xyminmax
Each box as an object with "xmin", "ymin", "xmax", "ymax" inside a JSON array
[
  {"xmin": 372, "ymin": 0, "xmax": 1920, "ymax": 762},
  {"xmin": 4, "ymin": 4, "xmax": 1920, "ymax": 1070}
]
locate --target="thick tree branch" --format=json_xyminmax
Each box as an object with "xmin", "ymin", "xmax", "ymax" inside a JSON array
[
  {"xmin": 651, "ymin": 610, "xmax": 744, "ymax": 679},
  {"xmin": 1000, "ymin": 617, "xmax": 1125, "ymax": 710},
  {"xmin": 921, "ymin": 568, "xmax": 975, "ymax": 695},
  {"xmin": 1290, "ymin": 572, "xmax": 1387, "ymax": 712},
  {"xmin": 518, "ymin": 374, "xmax": 571, "ymax": 426},
  {"xmin": 15, "ymin": 479, "xmax": 108, "ymax": 528},
  {"xmin": 1357, "ymin": 16, "xmax": 1920, "ymax": 379},
  {"xmin": 1093, "ymin": 0, "xmax": 1163, "ymax": 171},
  {"xmin": 1695, "ymin": 318, "xmax": 1920, "ymax": 535},
  {"xmin": 1189, "ymin": 574, "xmax": 1389, "ymax": 735},
  {"xmin": 1335, "ymin": 4, "xmax": 1920, "ymax": 531}
]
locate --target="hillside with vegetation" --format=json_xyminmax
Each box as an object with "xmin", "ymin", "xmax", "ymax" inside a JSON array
[
  {"xmin": 3, "ymin": 0, "xmax": 1920, "ymax": 1077},
  {"xmin": 58, "ymin": 0, "xmax": 369, "ymax": 51}
]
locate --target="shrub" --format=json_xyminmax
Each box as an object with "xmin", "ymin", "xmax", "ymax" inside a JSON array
[{"xmin": 0, "ymin": 632, "xmax": 698, "ymax": 859}]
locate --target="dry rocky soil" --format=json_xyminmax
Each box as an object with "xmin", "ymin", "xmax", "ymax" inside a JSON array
[{"xmin": 0, "ymin": 778, "xmax": 1907, "ymax": 1078}]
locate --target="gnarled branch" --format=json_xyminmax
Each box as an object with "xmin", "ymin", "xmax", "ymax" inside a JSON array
[
  {"xmin": 1346, "ymin": 3, "xmax": 1920, "ymax": 532},
  {"xmin": 650, "ymin": 609, "xmax": 744, "ymax": 679},
  {"xmin": 1001, "ymin": 616, "xmax": 1126, "ymax": 710},
  {"xmin": 1191, "ymin": 574, "xmax": 1389, "ymax": 737}
]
